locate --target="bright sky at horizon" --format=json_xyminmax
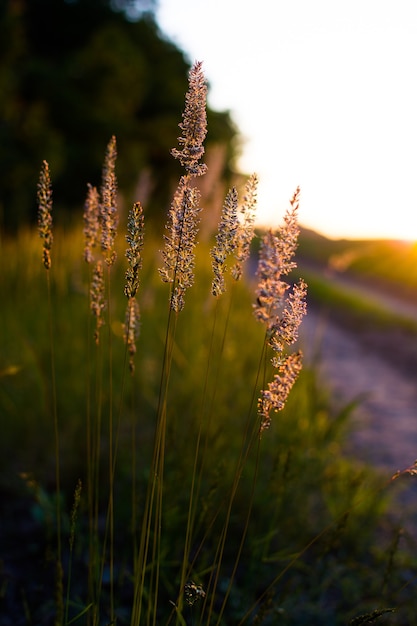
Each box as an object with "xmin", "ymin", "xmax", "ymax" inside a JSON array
[{"xmin": 156, "ymin": 0, "xmax": 417, "ymax": 241}]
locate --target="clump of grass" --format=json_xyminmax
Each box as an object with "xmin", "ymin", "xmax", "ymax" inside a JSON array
[{"xmin": 2, "ymin": 61, "xmax": 416, "ymax": 626}]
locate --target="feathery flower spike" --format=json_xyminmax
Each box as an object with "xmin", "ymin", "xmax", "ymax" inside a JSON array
[
  {"xmin": 37, "ymin": 160, "xmax": 53, "ymax": 270},
  {"xmin": 160, "ymin": 61, "xmax": 208, "ymax": 311},
  {"xmin": 125, "ymin": 202, "xmax": 145, "ymax": 299},
  {"xmin": 123, "ymin": 297, "xmax": 140, "ymax": 374},
  {"xmin": 254, "ymin": 187, "xmax": 301, "ymax": 331},
  {"xmin": 211, "ymin": 186, "xmax": 239, "ymax": 296},
  {"xmin": 100, "ymin": 135, "xmax": 118, "ymax": 266},
  {"xmin": 159, "ymin": 176, "xmax": 202, "ymax": 312},
  {"xmin": 274, "ymin": 186, "xmax": 301, "ymax": 277},
  {"xmin": 90, "ymin": 260, "xmax": 105, "ymax": 344},
  {"xmin": 253, "ymin": 229, "xmax": 288, "ymax": 330},
  {"xmin": 231, "ymin": 173, "xmax": 258, "ymax": 281},
  {"xmin": 258, "ymin": 352, "xmax": 303, "ymax": 432},
  {"xmin": 254, "ymin": 187, "xmax": 307, "ymax": 431},
  {"xmin": 83, "ymin": 183, "xmax": 100, "ymax": 263},
  {"xmin": 269, "ymin": 279, "xmax": 308, "ymax": 354},
  {"xmin": 171, "ymin": 61, "xmax": 207, "ymax": 177}
]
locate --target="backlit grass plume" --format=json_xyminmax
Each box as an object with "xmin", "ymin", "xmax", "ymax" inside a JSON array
[
  {"xmin": 100, "ymin": 135, "xmax": 118, "ymax": 266},
  {"xmin": 37, "ymin": 159, "xmax": 53, "ymax": 270},
  {"xmin": 83, "ymin": 183, "xmax": 100, "ymax": 264},
  {"xmin": 90, "ymin": 259, "xmax": 105, "ymax": 344},
  {"xmin": 124, "ymin": 201, "xmax": 145, "ymax": 300},
  {"xmin": 171, "ymin": 60, "xmax": 207, "ymax": 177},
  {"xmin": 124, "ymin": 201, "xmax": 144, "ymax": 373},
  {"xmin": 231, "ymin": 172, "xmax": 258, "ymax": 281},
  {"xmin": 254, "ymin": 187, "xmax": 307, "ymax": 431},
  {"xmin": 160, "ymin": 61, "xmax": 207, "ymax": 312},
  {"xmin": 211, "ymin": 186, "xmax": 239, "ymax": 296},
  {"xmin": 159, "ymin": 177, "xmax": 202, "ymax": 312}
]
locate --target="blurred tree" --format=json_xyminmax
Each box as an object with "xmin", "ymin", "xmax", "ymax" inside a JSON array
[{"xmin": 0, "ymin": 0, "xmax": 239, "ymax": 231}]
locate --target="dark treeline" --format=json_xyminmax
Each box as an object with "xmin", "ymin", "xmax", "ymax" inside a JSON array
[{"xmin": 0, "ymin": 0, "xmax": 239, "ymax": 232}]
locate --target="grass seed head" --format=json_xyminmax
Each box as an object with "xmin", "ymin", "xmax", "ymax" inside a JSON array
[
  {"xmin": 258, "ymin": 351, "xmax": 303, "ymax": 432},
  {"xmin": 100, "ymin": 135, "xmax": 118, "ymax": 266},
  {"xmin": 254, "ymin": 229, "xmax": 289, "ymax": 329},
  {"xmin": 211, "ymin": 186, "xmax": 239, "ymax": 296},
  {"xmin": 37, "ymin": 160, "xmax": 53, "ymax": 270},
  {"xmin": 125, "ymin": 202, "xmax": 145, "ymax": 299},
  {"xmin": 90, "ymin": 259, "xmax": 105, "ymax": 344},
  {"xmin": 83, "ymin": 183, "xmax": 100, "ymax": 264},
  {"xmin": 171, "ymin": 61, "xmax": 208, "ymax": 177},
  {"xmin": 159, "ymin": 176, "xmax": 202, "ymax": 312},
  {"xmin": 255, "ymin": 187, "xmax": 307, "ymax": 431},
  {"xmin": 231, "ymin": 173, "xmax": 258, "ymax": 281}
]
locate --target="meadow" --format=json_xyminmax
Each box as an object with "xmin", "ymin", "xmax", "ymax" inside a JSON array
[{"xmin": 1, "ymin": 63, "xmax": 417, "ymax": 626}]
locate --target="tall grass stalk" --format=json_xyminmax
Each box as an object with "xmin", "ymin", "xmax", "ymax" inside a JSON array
[
  {"xmin": 37, "ymin": 160, "xmax": 64, "ymax": 626},
  {"xmin": 100, "ymin": 135, "xmax": 119, "ymax": 624},
  {"xmin": 131, "ymin": 61, "xmax": 207, "ymax": 626},
  {"xmin": 83, "ymin": 183, "xmax": 102, "ymax": 624},
  {"xmin": 81, "ymin": 137, "xmax": 124, "ymax": 624},
  {"xmin": 175, "ymin": 178, "xmax": 257, "ymax": 618}
]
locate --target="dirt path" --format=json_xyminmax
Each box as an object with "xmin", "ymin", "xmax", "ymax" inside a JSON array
[
  {"xmin": 300, "ymin": 309, "xmax": 417, "ymax": 475},
  {"xmin": 297, "ymin": 267, "xmax": 417, "ymax": 538}
]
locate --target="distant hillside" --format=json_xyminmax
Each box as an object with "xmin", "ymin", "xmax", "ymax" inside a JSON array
[{"xmin": 296, "ymin": 226, "xmax": 417, "ymax": 301}]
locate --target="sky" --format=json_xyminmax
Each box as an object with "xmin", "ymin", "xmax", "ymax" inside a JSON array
[{"xmin": 156, "ymin": 0, "xmax": 417, "ymax": 241}]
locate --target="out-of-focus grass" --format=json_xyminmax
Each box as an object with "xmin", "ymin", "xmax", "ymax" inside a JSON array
[
  {"xmin": 297, "ymin": 227, "xmax": 417, "ymax": 299},
  {"xmin": 298, "ymin": 266, "xmax": 417, "ymax": 333}
]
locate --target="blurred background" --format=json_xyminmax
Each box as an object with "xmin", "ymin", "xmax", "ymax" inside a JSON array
[
  {"xmin": 0, "ymin": 0, "xmax": 240, "ymax": 233},
  {"xmin": 2, "ymin": 0, "xmax": 417, "ymax": 242},
  {"xmin": 157, "ymin": 0, "xmax": 417, "ymax": 242}
]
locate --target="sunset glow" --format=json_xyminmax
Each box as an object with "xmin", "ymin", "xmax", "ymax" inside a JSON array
[{"xmin": 157, "ymin": 0, "xmax": 417, "ymax": 242}]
